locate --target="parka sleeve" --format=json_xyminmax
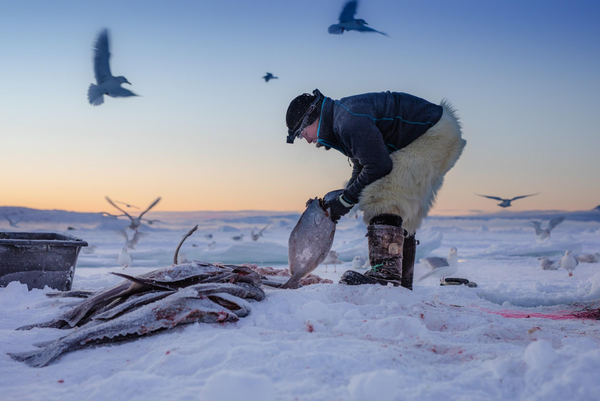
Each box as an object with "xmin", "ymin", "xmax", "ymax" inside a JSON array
[{"xmin": 337, "ymin": 114, "xmax": 393, "ymax": 204}]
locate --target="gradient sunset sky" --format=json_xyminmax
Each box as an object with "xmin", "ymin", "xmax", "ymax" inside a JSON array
[{"xmin": 1, "ymin": 0, "xmax": 599, "ymax": 214}]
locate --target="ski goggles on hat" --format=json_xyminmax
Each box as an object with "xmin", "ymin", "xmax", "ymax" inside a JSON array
[{"xmin": 286, "ymin": 89, "xmax": 324, "ymax": 144}]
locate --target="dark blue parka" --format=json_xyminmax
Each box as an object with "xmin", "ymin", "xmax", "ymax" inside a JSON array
[{"xmin": 316, "ymin": 91, "xmax": 443, "ymax": 204}]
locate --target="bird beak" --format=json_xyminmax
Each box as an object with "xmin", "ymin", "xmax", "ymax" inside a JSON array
[{"xmin": 125, "ymin": 81, "xmax": 132, "ymax": 85}]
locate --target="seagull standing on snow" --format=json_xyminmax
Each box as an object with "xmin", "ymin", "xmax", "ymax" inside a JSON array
[
  {"xmin": 576, "ymin": 253, "xmax": 600, "ymax": 263},
  {"xmin": 528, "ymin": 216, "xmax": 565, "ymax": 241},
  {"xmin": 475, "ymin": 193, "xmax": 539, "ymax": 208},
  {"xmin": 322, "ymin": 250, "xmax": 343, "ymax": 273},
  {"xmin": 88, "ymin": 29, "xmax": 138, "ymax": 106},
  {"xmin": 560, "ymin": 250, "xmax": 578, "ymax": 277},
  {"xmin": 418, "ymin": 247, "xmax": 459, "ymax": 283},
  {"xmin": 328, "ymin": 0, "xmax": 388, "ymax": 36},
  {"xmin": 352, "ymin": 256, "xmax": 366, "ymax": 270},
  {"xmin": 117, "ymin": 247, "xmax": 133, "ymax": 269},
  {"xmin": 538, "ymin": 256, "xmax": 559, "ymax": 270},
  {"xmin": 263, "ymin": 73, "xmax": 278, "ymax": 83}
]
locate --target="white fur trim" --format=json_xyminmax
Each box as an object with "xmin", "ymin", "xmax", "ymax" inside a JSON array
[{"xmin": 359, "ymin": 101, "xmax": 466, "ymax": 234}]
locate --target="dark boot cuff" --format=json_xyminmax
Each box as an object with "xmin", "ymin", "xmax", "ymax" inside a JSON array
[{"xmin": 369, "ymin": 214, "xmax": 403, "ymax": 227}]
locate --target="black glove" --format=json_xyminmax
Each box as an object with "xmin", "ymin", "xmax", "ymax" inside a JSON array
[{"xmin": 325, "ymin": 193, "xmax": 353, "ymax": 223}]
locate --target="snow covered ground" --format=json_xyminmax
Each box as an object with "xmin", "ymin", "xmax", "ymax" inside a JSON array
[{"xmin": 1, "ymin": 211, "xmax": 600, "ymax": 400}]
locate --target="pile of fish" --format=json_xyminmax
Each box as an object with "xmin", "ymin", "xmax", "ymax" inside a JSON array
[
  {"xmin": 9, "ymin": 261, "xmax": 265, "ymax": 367},
  {"xmin": 9, "ymin": 197, "xmax": 337, "ymax": 367}
]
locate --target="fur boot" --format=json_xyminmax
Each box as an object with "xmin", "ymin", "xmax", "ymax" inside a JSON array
[{"xmin": 339, "ymin": 214, "xmax": 405, "ymax": 286}]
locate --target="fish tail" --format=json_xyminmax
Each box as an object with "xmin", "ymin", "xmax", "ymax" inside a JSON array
[
  {"xmin": 8, "ymin": 343, "xmax": 65, "ymax": 368},
  {"xmin": 280, "ymin": 277, "xmax": 301, "ymax": 289}
]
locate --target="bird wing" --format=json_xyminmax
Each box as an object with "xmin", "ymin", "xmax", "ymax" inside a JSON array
[
  {"xmin": 548, "ymin": 216, "xmax": 566, "ymax": 231},
  {"xmin": 417, "ymin": 268, "xmax": 440, "ymax": 282},
  {"xmin": 339, "ymin": 0, "xmax": 358, "ymax": 22},
  {"xmin": 509, "ymin": 193, "xmax": 539, "ymax": 201},
  {"xmin": 115, "ymin": 200, "xmax": 140, "ymax": 209},
  {"xmin": 139, "ymin": 197, "xmax": 161, "ymax": 219},
  {"xmin": 356, "ymin": 26, "xmax": 388, "ymax": 36},
  {"xmin": 110, "ymin": 86, "xmax": 138, "ymax": 98},
  {"xmin": 105, "ymin": 196, "xmax": 133, "ymax": 220},
  {"xmin": 93, "ymin": 29, "xmax": 112, "ymax": 85},
  {"xmin": 258, "ymin": 224, "xmax": 270, "ymax": 236},
  {"xmin": 421, "ymin": 257, "xmax": 449, "ymax": 269},
  {"xmin": 528, "ymin": 221, "xmax": 543, "ymax": 235},
  {"xmin": 475, "ymin": 194, "xmax": 504, "ymax": 201},
  {"xmin": 116, "ymin": 229, "xmax": 129, "ymax": 241}
]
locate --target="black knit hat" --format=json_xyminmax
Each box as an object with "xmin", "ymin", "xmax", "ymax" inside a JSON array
[{"xmin": 286, "ymin": 89, "xmax": 324, "ymax": 144}]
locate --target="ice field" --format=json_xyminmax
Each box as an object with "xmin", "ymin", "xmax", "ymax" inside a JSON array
[{"xmin": 1, "ymin": 209, "xmax": 600, "ymax": 400}]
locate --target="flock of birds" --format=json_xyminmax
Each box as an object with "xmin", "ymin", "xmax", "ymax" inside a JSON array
[
  {"xmin": 97, "ymin": 195, "xmax": 271, "ymax": 269},
  {"xmin": 87, "ymin": 0, "xmax": 387, "ymax": 106}
]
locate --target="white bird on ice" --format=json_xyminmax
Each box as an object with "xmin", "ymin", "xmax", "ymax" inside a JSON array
[
  {"xmin": 560, "ymin": 250, "xmax": 578, "ymax": 277},
  {"xmin": 88, "ymin": 29, "xmax": 138, "ymax": 106},
  {"xmin": 352, "ymin": 255, "xmax": 366, "ymax": 270},
  {"xmin": 576, "ymin": 253, "xmax": 600, "ymax": 264},
  {"xmin": 328, "ymin": 0, "xmax": 388, "ymax": 36},
  {"xmin": 528, "ymin": 216, "xmax": 565, "ymax": 241},
  {"xmin": 418, "ymin": 247, "xmax": 459, "ymax": 283},
  {"xmin": 322, "ymin": 250, "xmax": 343, "ymax": 273},
  {"xmin": 117, "ymin": 246, "xmax": 133, "ymax": 269},
  {"xmin": 231, "ymin": 234, "xmax": 244, "ymax": 241},
  {"xmin": 538, "ymin": 256, "xmax": 559, "ymax": 270}
]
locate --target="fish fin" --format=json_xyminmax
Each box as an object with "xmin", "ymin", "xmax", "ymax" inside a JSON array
[
  {"xmin": 111, "ymin": 272, "xmax": 175, "ymax": 291},
  {"xmin": 46, "ymin": 290, "xmax": 97, "ymax": 299},
  {"xmin": 16, "ymin": 319, "xmax": 68, "ymax": 331}
]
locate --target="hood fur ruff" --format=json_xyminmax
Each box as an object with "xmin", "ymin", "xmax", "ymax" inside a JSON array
[{"xmin": 359, "ymin": 101, "xmax": 466, "ymax": 234}]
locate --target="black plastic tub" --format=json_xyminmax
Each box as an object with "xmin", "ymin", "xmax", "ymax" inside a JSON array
[{"xmin": 0, "ymin": 232, "xmax": 88, "ymax": 291}]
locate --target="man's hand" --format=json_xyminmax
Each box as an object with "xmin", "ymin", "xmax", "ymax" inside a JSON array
[{"xmin": 324, "ymin": 193, "xmax": 354, "ymax": 223}]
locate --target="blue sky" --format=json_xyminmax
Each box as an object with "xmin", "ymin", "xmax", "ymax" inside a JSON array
[{"xmin": 0, "ymin": 0, "xmax": 599, "ymax": 213}]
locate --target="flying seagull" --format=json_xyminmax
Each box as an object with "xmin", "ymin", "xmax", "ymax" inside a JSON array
[
  {"xmin": 251, "ymin": 225, "xmax": 269, "ymax": 241},
  {"xmin": 105, "ymin": 196, "xmax": 161, "ymax": 232},
  {"xmin": 328, "ymin": 0, "xmax": 388, "ymax": 36},
  {"xmin": 475, "ymin": 193, "xmax": 539, "ymax": 208},
  {"xmin": 263, "ymin": 73, "xmax": 278, "ymax": 83},
  {"xmin": 3, "ymin": 215, "xmax": 20, "ymax": 228},
  {"xmin": 528, "ymin": 216, "xmax": 565, "ymax": 241},
  {"xmin": 88, "ymin": 29, "xmax": 138, "ymax": 106}
]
